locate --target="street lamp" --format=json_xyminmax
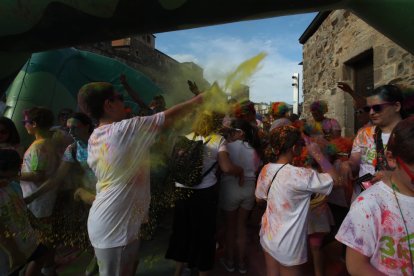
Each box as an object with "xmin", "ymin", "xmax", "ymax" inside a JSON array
[{"xmin": 292, "ymin": 73, "xmax": 299, "ymax": 114}]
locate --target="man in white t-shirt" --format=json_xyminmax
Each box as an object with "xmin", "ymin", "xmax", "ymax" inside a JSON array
[{"xmin": 77, "ymin": 82, "xmax": 204, "ymax": 276}]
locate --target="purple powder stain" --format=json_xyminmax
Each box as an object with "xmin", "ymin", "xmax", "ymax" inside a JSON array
[
  {"xmin": 342, "ymin": 221, "xmax": 356, "ymax": 238},
  {"xmin": 355, "ymin": 237, "xmax": 364, "ymax": 247}
]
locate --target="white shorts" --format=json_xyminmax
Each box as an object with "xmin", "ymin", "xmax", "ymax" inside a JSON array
[
  {"xmin": 94, "ymin": 239, "xmax": 140, "ymax": 276},
  {"xmin": 219, "ymin": 177, "xmax": 256, "ymax": 211}
]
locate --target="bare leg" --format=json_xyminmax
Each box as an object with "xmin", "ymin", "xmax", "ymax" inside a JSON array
[
  {"xmin": 263, "ymin": 250, "xmax": 280, "ymax": 276},
  {"xmin": 279, "ymin": 263, "xmax": 305, "ymax": 276},
  {"xmin": 310, "ymin": 245, "xmax": 324, "ymax": 276},
  {"xmin": 236, "ymin": 208, "xmax": 250, "ymax": 266}
]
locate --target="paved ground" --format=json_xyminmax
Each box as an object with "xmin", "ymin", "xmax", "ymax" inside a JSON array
[{"xmin": 56, "ymin": 208, "xmax": 349, "ymax": 276}]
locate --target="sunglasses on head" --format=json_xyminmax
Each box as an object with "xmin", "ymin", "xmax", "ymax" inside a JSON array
[
  {"xmin": 363, "ymin": 102, "xmax": 394, "ymax": 113},
  {"xmin": 397, "ymin": 157, "xmax": 414, "ymax": 183}
]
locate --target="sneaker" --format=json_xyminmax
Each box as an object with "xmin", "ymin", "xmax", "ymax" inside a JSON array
[
  {"xmin": 220, "ymin": 258, "xmax": 235, "ymax": 272},
  {"xmin": 238, "ymin": 263, "xmax": 247, "ymax": 274}
]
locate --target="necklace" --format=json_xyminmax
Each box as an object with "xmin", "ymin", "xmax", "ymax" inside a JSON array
[{"xmin": 391, "ymin": 180, "xmax": 414, "ymax": 274}]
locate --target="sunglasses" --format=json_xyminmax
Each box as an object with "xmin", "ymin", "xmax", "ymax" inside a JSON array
[
  {"xmin": 363, "ymin": 102, "xmax": 394, "ymax": 113},
  {"xmin": 397, "ymin": 157, "xmax": 414, "ymax": 183}
]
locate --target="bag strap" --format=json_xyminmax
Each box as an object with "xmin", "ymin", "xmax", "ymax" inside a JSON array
[
  {"xmin": 202, "ymin": 161, "xmax": 218, "ymax": 178},
  {"xmin": 374, "ymin": 127, "xmax": 391, "ymax": 171},
  {"xmin": 71, "ymin": 142, "xmax": 79, "ymax": 164},
  {"xmin": 266, "ymin": 163, "xmax": 288, "ymax": 196}
]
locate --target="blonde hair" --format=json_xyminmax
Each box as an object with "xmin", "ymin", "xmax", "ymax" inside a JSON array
[{"xmin": 192, "ymin": 111, "xmax": 224, "ymax": 137}]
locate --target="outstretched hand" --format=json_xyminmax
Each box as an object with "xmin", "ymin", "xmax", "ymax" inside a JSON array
[
  {"xmin": 337, "ymin": 82, "xmax": 354, "ymax": 94},
  {"xmin": 187, "ymin": 80, "xmax": 200, "ymax": 95}
]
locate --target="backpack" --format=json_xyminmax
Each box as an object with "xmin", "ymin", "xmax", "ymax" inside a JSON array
[{"xmin": 169, "ymin": 134, "xmax": 217, "ymax": 187}]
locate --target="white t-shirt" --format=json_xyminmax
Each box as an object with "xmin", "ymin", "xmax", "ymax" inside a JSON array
[
  {"xmin": 336, "ymin": 181, "xmax": 414, "ymax": 275},
  {"xmin": 351, "ymin": 126, "xmax": 391, "ymax": 197},
  {"xmin": 175, "ymin": 133, "xmax": 227, "ymax": 190},
  {"xmin": 87, "ymin": 113, "xmax": 164, "ymax": 249},
  {"xmin": 221, "ymin": 140, "xmax": 260, "ymax": 181},
  {"xmin": 20, "ymin": 138, "xmax": 59, "ymax": 218},
  {"xmin": 255, "ymin": 163, "xmax": 333, "ymax": 266}
]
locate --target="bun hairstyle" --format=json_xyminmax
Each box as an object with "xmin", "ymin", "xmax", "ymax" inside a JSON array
[
  {"xmin": 388, "ymin": 116, "xmax": 414, "ymax": 164},
  {"xmin": 265, "ymin": 125, "xmax": 301, "ymax": 162},
  {"xmin": 310, "ymin": 100, "xmax": 328, "ymax": 114}
]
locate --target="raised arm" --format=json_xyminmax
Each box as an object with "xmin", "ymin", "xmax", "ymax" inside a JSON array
[
  {"xmin": 163, "ymin": 93, "xmax": 204, "ymax": 128},
  {"xmin": 305, "ymin": 136, "xmax": 342, "ymax": 187},
  {"xmin": 337, "ymin": 82, "xmax": 366, "ymax": 109}
]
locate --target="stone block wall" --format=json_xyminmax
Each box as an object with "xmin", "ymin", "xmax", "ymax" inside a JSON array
[
  {"xmin": 77, "ymin": 35, "xmax": 210, "ymax": 105},
  {"xmin": 302, "ymin": 10, "xmax": 414, "ymax": 136}
]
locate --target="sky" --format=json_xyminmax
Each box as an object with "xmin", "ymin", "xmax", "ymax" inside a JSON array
[{"xmin": 155, "ymin": 13, "xmax": 317, "ymax": 104}]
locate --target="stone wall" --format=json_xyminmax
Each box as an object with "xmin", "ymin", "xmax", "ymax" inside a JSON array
[
  {"xmin": 302, "ymin": 10, "xmax": 414, "ymax": 136},
  {"xmin": 77, "ymin": 35, "xmax": 209, "ymax": 105}
]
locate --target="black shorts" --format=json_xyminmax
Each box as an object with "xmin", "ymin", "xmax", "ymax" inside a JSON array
[{"xmin": 165, "ymin": 185, "xmax": 218, "ymax": 271}]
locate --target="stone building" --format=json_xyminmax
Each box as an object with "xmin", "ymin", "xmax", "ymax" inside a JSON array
[
  {"xmin": 77, "ymin": 34, "xmax": 210, "ymax": 105},
  {"xmin": 300, "ymin": 10, "xmax": 414, "ymax": 136}
]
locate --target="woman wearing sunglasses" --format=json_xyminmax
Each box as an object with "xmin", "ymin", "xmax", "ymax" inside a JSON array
[
  {"xmin": 336, "ymin": 117, "xmax": 414, "ymax": 275},
  {"xmin": 340, "ymin": 84, "xmax": 405, "ymax": 201}
]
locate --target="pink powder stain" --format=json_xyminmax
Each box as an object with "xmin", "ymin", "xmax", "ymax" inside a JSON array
[
  {"xmin": 381, "ymin": 210, "xmax": 394, "ymax": 229},
  {"xmin": 357, "ymin": 196, "xmax": 364, "ymax": 202},
  {"xmin": 398, "ymin": 226, "xmax": 404, "ymax": 233},
  {"xmin": 282, "ymin": 201, "xmax": 291, "ymax": 210},
  {"xmin": 382, "ymin": 257, "xmax": 398, "ymax": 269},
  {"xmin": 366, "ymin": 214, "xmax": 370, "ymax": 219}
]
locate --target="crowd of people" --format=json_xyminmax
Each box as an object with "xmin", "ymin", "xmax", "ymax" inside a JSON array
[{"xmin": 0, "ymin": 79, "xmax": 414, "ymax": 276}]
